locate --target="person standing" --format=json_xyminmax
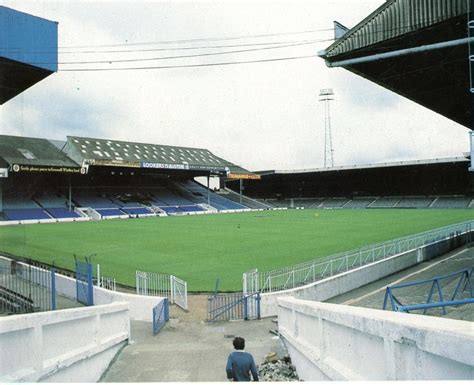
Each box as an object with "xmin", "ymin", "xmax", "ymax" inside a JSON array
[{"xmin": 226, "ymin": 337, "xmax": 259, "ymax": 381}]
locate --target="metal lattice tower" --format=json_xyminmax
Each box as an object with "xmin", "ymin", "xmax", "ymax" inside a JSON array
[{"xmin": 319, "ymin": 88, "xmax": 335, "ymax": 168}]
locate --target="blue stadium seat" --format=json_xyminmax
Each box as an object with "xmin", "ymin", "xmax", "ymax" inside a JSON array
[
  {"xmin": 46, "ymin": 208, "xmax": 80, "ymax": 219},
  {"xmin": 96, "ymin": 208, "xmax": 124, "ymax": 217},
  {"xmin": 3, "ymin": 209, "xmax": 51, "ymax": 220},
  {"xmin": 121, "ymin": 207, "xmax": 153, "ymax": 215}
]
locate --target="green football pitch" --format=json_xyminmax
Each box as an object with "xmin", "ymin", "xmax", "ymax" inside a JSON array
[{"xmin": 0, "ymin": 209, "xmax": 472, "ymax": 291}]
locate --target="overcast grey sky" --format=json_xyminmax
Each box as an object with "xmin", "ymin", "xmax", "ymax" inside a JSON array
[{"xmin": 0, "ymin": 0, "xmax": 470, "ymax": 171}]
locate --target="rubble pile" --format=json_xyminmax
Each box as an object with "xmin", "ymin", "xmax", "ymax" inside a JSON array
[{"xmin": 258, "ymin": 352, "xmax": 300, "ymax": 381}]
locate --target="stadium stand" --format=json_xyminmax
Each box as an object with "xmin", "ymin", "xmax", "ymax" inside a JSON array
[
  {"xmin": 430, "ymin": 196, "xmax": 472, "ymax": 209},
  {"xmin": 218, "ymin": 188, "xmax": 273, "ymax": 209},
  {"xmin": 344, "ymin": 197, "xmax": 377, "ymax": 209},
  {"xmin": 395, "ymin": 197, "xmax": 434, "ymax": 208},
  {"xmin": 178, "ymin": 180, "xmax": 247, "ymax": 210},
  {"xmin": 320, "ymin": 198, "xmax": 350, "ymax": 208},
  {"xmin": 3, "ymin": 208, "xmax": 51, "ymax": 221},
  {"xmin": 368, "ymin": 197, "xmax": 402, "ymax": 208}
]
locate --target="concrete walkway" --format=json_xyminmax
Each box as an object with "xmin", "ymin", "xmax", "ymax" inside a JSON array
[{"xmin": 101, "ymin": 317, "xmax": 286, "ymax": 382}]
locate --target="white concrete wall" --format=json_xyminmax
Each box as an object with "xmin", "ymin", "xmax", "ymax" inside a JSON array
[
  {"xmin": 0, "ymin": 256, "xmax": 165, "ymax": 322},
  {"xmin": 278, "ymin": 297, "xmax": 474, "ymax": 381},
  {"xmin": 0, "ymin": 302, "xmax": 130, "ymax": 382},
  {"xmin": 260, "ymin": 233, "xmax": 470, "ymax": 317}
]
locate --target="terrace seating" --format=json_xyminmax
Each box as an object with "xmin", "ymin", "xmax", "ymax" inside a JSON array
[
  {"xmin": 45, "ymin": 208, "xmax": 80, "ymax": 219},
  {"xmin": 430, "ymin": 197, "xmax": 472, "ymax": 209},
  {"xmin": 73, "ymin": 193, "xmax": 119, "ymax": 209},
  {"xmin": 369, "ymin": 197, "xmax": 401, "ymax": 208},
  {"xmin": 34, "ymin": 192, "xmax": 68, "ymax": 208},
  {"xmin": 320, "ymin": 198, "xmax": 349, "ymax": 208},
  {"xmin": 120, "ymin": 207, "xmax": 153, "ymax": 215},
  {"xmin": 395, "ymin": 197, "xmax": 434, "ymax": 208},
  {"xmin": 95, "ymin": 208, "xmax": 124, "ymax": 217},
  {"xmin": 344, "ymin": 198, "xmax": 377, "ymax": 209},
  {"xmin": 180, "ymin": 205, "xmax": 205, "ymax": 212},
  {"xmin": 3, "ymin": 208, "xmax": 51, "ymax": 221}
]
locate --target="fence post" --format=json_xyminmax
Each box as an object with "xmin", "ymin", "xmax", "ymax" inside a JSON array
[
  {"xmin": 330, "ymin": 259, "xmax": 333, "ymax": 276},
  {"xmin": 256, "ymin": 293, "xmax": 261, "ymax": 320},
  {"xmin": 51, "ymin": 268, "xmax": 56, "ymax": 311},
  {"xmin": 87, "ymin": 261, "xmax": 94, "ymax": 306},
  {"xmin": 97, "ymin": 264, "xmax": 101, "ymax": 287},
  {"xmin": 243, "ymin": 295, "xmax": 248, "ymax": 320},
  {"xmin": 170, "ymin": 275, "xmax": 175, "ymax": 304}
]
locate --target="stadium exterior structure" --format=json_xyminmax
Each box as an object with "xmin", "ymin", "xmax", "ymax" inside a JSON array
[
  {"xmin": 0, "ymin": 134, "xmax": 263, "ymax": 223},
  {"xmin": 226, "ymin": 156, "xmax": 474, "ymax": 209},
  {"xmin": 0, "ymin": 6, "xmax": 57, "ymax": 104}
]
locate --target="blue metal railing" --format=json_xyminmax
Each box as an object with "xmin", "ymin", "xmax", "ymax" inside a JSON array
[
  {"xmin": 383, "ymin": 268, "xmax": 473, "ymax": 314},
  {"xmin": 75, "ymin": 257, "xmax": 94, "ymax": 306},
  {"xmin": 208, "ymin": 292, "xmax": 261, "ymax": 322},
  {"xmin": 152, "ymin": 298, "xmax": 169, "ymax": 335}
]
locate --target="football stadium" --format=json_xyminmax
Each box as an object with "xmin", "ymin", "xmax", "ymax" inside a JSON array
[{"xmin": 0, "ymin": 1, "xmax": 473, "ymax": 382}]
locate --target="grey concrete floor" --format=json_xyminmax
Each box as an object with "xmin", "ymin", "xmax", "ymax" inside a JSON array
[
  {"xmin": 328, "ymin": 245, "xmax": 474, "ymax": 321},
  {"xmin": 101, "ymin": 317, "xmax": 286, "ymax": 382}
]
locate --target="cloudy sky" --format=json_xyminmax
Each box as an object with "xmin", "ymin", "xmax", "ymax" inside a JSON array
[{"xmin": 0, "ymin": 0, "xmax": 470, "ymax": 172}]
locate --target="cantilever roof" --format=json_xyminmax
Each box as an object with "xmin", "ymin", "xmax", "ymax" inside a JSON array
[
  {"xmin": 319, "ymin": 0, "xmax": 470, "ymax": 128},
  {"xmin": 67, "ymin": 136, "xmax": 234, "ymax": 173},
  {"xmin": 257, "ymin": 156, "xmax": 470, "ymax": 176},
  {"xmin": 0, "ymin": 135, "xmax": 79, "ymax": 168}
]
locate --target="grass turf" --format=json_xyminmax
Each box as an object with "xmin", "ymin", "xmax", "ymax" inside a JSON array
[{"xmin": 0, "ymin": 209, "xmax": 472, "ymax": 291}]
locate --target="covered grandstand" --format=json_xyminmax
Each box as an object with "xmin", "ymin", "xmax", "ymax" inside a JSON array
[
  {"xmin": 0, "ymin": 134, "xmax": 262, "ymax": 223},
  {"xmin": 226, "ymin": 156, "xmax": 474, "ymax": 209}
]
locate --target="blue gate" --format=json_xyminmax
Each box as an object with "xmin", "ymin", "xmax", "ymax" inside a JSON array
[
  {"xmin": 152, "ymin": 298, "xmax": 169, "ymax": 334},
  {"xmin": 207, "ymin": 292, "xmax": 261, "ymax": 322},
  {"xmin": 75, "ymin": 257, "xmax": 94, "ymax": 306}
]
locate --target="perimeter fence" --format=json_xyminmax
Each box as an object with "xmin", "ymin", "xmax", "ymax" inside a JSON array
[
  {"xmin": 243, "ymin": 220, "xmax": 473, "ymax": 294},
  {"xmin": 0, "ymin": 259, "xmax": 56, "ymax": 315}
]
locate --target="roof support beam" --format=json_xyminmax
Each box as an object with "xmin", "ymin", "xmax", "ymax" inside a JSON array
[{"xmin": 324, "ymin": 37, "xmax": 474, "ymax": 68}]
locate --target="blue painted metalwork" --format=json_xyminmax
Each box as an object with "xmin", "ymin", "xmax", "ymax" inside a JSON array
[
  {"xmin": 0, "ymin": 6, "xmax": 58, "ymax": 72},
  {"xmin": 207, "ymin": 292, "xmax": 261, "ymax": 322},
  {"xmin": 75, "ymin": 257, "xmax": 94, "ymax": 306},
  {"xmin": 398, "ymin": 299, "xmax": 474, "ymax": 312},
  {"xmin": 152, "ymin": 298, "xmax": 169, "ymax": 335},
  {"xmin": 383, "ymin": 268, "xmax": 473, "ymax": 314}
]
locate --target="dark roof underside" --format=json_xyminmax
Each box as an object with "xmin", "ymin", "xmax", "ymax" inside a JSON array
[
  {"xmin": 322, "ymin": 0, "xmax": 471, "ymax": 128},
  {"xmin": 0, "ymin": 57, "xmax": 53, "ymax": 104}
]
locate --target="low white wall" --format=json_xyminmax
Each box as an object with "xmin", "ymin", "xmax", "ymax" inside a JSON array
[
  {"xmin": 278, "ymin": 297, "xmax": 474, "ymax": 380},
  {"xmin": 0, "ymin": 256, "xmax": 164, "ymax": 322},
  {"xmin": 0, "ymin": 302, "xmax": 130, "ymax": 382},
  {"xmin": 260, "ymin": 233, "xmax": 471, "ymax": 317},
  {"xmin": 260, "ymin": 248, "xmax": 419, "ymax": 317}
]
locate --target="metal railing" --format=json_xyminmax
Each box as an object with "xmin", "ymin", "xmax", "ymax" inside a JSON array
[
  {"xmin": 0, "ymin": 260, "xmax": 56, "ymax": 315},
  {"xmin": 136, "ymin": 270, "xmax": 188, "ymax": 310},
  {"xmin": 243, "ymin": 220, "xmax": 473, "ymax": 294},
  {"xmin": 383, "ymin": 268, "xmax": 474, "ymax": 314},
  {"xmin": 207, "ymin": 292, "xmax": 260, "ymax": 322}
]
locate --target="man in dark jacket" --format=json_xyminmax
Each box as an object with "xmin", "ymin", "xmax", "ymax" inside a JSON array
[{"xmin": 226, "ymin": 337, "xmax": 259, "ymax": 381}]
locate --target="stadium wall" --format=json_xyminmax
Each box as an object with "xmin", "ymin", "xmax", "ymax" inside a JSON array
[
  {"xmin": 277, "ymin": 297, "xmax": 474, "ymax": 380},
  {"xmin": 0, "ymin": 302, "xmax": 129, "ymax": 382},
  {"xmin": 0, "ymin": 256, "xmax": 165, "ymax": 322},
  {"xmin": 260, "ymin": 231, "xmax": 472, "ymax": 317}
]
